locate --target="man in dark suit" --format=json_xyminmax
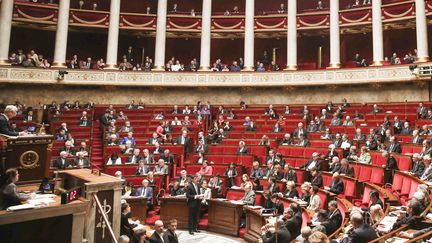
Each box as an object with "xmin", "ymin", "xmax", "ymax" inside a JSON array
[
  {"xmin": 174, "ymin": 130, "xmax": 192, "ymax": 153},
  {"xmin": 382, "ymin": 151, "xmax": 399, "ymax": 177},
  {"xmin": 147, "ymin": 132, "xmax": 161, "ymax": 145},
  {"xmin": 293, "ymin": 122, "xmax": 307, "ymax": 139},
  {"xmin": 149, "ymin": 220, "xmax": 165, "ymax": 243},
  {"xmin": 309, "ymin": 169, "xmax": 323, "ymax": 188},
  {"xmin": 159, "ymin": 149, "xmax": 175, "ymax": 164},
  {"xmin": 317, "ymin": 210, "xmax": 337, "ymax": 235},
  {"xmin": 261, "ymin": 219, "xmax": 292, "ymax": 243},
  {"xmin": 325, "ymin": 173, "xmax": 344, "ymax": 195},
  {"xmin": 185, "ymin": 174, "xmax": 203, "ymax": 235},
  {"xmin": 126, "ymin": 149, "xmax": 142, "ymax": 164},
  {"xmin": 193, "ymin": 140, "xmax": 208, "ymax": 154},
  {"xmin": 282, "ymin": 207, "xmax": 301, "ymax": 238},
  {"xmin": 411, "ymin": 130, "xmax": 424, "ymax": 144},
  {"xmin": 0, "ymin": 105, "xmax": 26, "ymax": 136},
  {"xmin": 328, "ymin": 200, "xmax": 343, "ymax": 231},
  {"xmin": 386, "ymin": 136, "xmax": 402, "ymax": 154},
  {"xmin": 300, "ymin": 152, "xmax": 321, "ymax": 171},
  {"xmin": 347, "ymin": 212, "xmax": 378, "ymax": 243},
  {"xmin": 410, "ymin": 153, "xmax": 425, "ymax": 178},
  {"xmin": 400, "ymin": 122, "xmax": 413, "ymax": 135},
  {"xmin": 417, "ymin": 102, "xmax": 428, "ymax": 119},
  {"xmin": 267, "ymin": 177, "xmax": 279, "ymax": 194},
  {"xmin": 163, "ymin": 219, "xmax": 179, "ymax": 243},
  {"xmin": 393, "ymin": 116, "xmax": 403, "ymax": 134},
  {"xmin": 55, "ymin": 151, "xmax": 70, "ymax": 169}
]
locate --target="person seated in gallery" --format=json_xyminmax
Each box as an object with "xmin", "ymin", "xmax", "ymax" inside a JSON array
[
  {"xmin": 135, "ymin": 179, "xmax": 153, "ymax": 208},
  {"xmin": 107, "ymin": 152, "xmax": 122, "ymax": 165}
]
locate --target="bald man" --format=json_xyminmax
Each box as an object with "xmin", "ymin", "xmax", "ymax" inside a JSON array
[{"xmin": 149, "ymin": 220, "xmax": 165, "ymax": 243}]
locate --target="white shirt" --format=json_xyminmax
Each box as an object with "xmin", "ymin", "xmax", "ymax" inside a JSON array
[{"xmin": 171, "ymin": 64, "xmax": 181, "ymax": 71}]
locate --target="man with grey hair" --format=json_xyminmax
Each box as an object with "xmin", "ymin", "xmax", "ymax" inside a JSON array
[
  {"xmin": 420, "ymin": 155, "xmax": 432, "ymax": 181},
  {"xmin": 0, "ymin": 105, "xmax": 26, "ymax": 136},
  {"xmin": 241, "ymin": 184, "xmax": 256, "ymax": 206},
  {"xmin": 136, "ymin": 179, "xmax": 153, "ymax": 208},
  {"xmin": 409, "ymin": 153, "xmax": 425, "ymax": 178},
  {"xmin": 118, "ymin": 235, "xmax": 130, "ymax": 243},
  {"xmin": 261, "ymin": 219, "xmax": 292, "ymax": 242}
]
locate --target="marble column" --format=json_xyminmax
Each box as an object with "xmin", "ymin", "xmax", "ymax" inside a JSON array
[
  {"xmin": 328, "ymin": 0, "xmax": 340, "ymax": 68},
  {"xmin": 285, "ymin": 0, "xmax": 297, "ymax": 70},
  {"xmin": 0, "ymin": 0, "xmax": 14, "ymax": 65},
  {"xmin": 243, "ymin": 0, "xmax": 255, "ymax": 71},
  {"xmin": 372, "ymin": 0, "xmax": 384, "ymax": 66},
  {"xmin": 199, "ymin": 0, "xmax": 212, "ymax": 71},
  {"xmin": 52, "ymin": 0, "xmax": 71, "ymax": 68},
  {"xmin": 152, "ymin": 0, "xmax": 168, "ymax": 71},
  {"xmin": 415, "ymin": 0, "xmax": 429, "ymax": 62},
  {"xmin": 105, "ymin": 0, "xmax": 121, "ymax": 69}
]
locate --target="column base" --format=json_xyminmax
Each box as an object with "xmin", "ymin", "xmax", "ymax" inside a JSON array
[
  {"xmin": 415, "ymin": 56, "xmax": 430, "ymax": 63},
  {"xmin": 51, "ymin": 62, "xmax": 67, "ymax": 68},
  {"xmin": 370, "ymin": 61, "xmax": 384, "ymax": 66},
  {"xmin": 0, "ymin": 59, "xmax": 11, "ymax": 66},
  {"xmin": 198, "ymin": 66, "xmax": 211, "ymax": 71},
  {"xmin": 283, "ymin": 65, "xmax": 298, "ymax": 71},
  {"xmin": 104, "ymin": 64, "xmax": 118, "ymax": 70},
  {"xmin": 241, "ymin": 66, "xmax": 255, "ymax": 72},
  {"xmin": 326, "ymin": 63, "xmax": 341, "ymax": 69},
  {"xmin": 151, "ymin": 66, "xmax": 165, "ymax": 71}
]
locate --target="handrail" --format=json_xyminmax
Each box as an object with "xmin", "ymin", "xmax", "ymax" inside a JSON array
[{"xmin": 92, "ymin": 192, "xmax": 118, "ymax": 243}]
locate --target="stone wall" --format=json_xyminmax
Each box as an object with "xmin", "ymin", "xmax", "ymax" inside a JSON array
[{"xmin": 0, "ymin": 82, "xmax": 428, "ymax": 107}]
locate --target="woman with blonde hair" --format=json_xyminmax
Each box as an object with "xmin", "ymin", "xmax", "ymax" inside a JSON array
[
  {"xmin": 308, "ymin": 231, "xmax": 330, "ymax": 243},
  {"xmin": 369, "ymin": 204, "xmax": 385, "ymax": 226}
]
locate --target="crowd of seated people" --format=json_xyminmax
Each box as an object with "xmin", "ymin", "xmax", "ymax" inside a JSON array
[{"xmin": 6, "ymin": 98, "xmax": 432, "ymax": 242}]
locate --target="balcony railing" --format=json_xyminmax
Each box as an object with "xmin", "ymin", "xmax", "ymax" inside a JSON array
[{"xmin": 0, "ymin": 64, "xmax": 425, "ymax": 87}]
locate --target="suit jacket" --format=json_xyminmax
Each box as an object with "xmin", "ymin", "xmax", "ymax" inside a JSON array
[
  {"xmin": 237, "ymin": 147, "xmax": 249, "ymax": 154},
  {"xmin": 142, "ymin": 154, "xmax": 154, "ymax": 164},
  {"xmin": 55, "ymin": 157, "xmax": 69, "ymax": 169},
  {"xmin": 293, "ymin": 128, "xmax": 307, "ymax": 138},
  {"xmin": 147, "ymin": 137, "xmax": 161, "ymax": 145},
  {"xmin": 284, "ymin": 189, "xmax": 299, "ymax": 199},
  {"xmin": 283, "ymin": 170, "xmax": 297, "ymax": 183},
  {"xmin": 349, "ymin": 223, "xmax": 378, "ymax": 243},
  {"xmin": 241, "ymin": 190, "xmax": 256, "ymax": 206},
  {"xmin": 329, "ymin": 179, "xmax": 344, "ymax": 194},
  {"xmin": 400, "ymin": 127, "xmax": 413, "ymax": 135},
  {"xmin": 301, "ymin": 159, "xmax": 322, "ymax": 171},
  {"xmin": 153, "ymin": 165, "xmax": 168, "ymax": 175},
  {"xmin": 387, "ymin": 143, "xmax": 402, "ymax": 154},
  {"xmin": 135, "ymin": 166, "xmax": 149, "ymax": 175},
  {"xmin": 73, "ymin": 158, "xmax": 89, "ymax": 167},
  {"xmin": 411, "ymin": 160, "xmax": 426, "ymax": 178},
  {"xmin": 126, "ymin": 155, "xmax": 142, "ymax": 163},
  {"xmin": 159, "ymin": 153, "xmax": 175, "ymax": 164},
  {"xmin": 175, "ymin": 136, "xmax": 191, "ymax": 152},
  {"xmin": 0, "ymin": 114, "xmax": 19, "ymax": 136},
  {"xmin": 386, "ymin": 157, "xmax": 399, "ymax": 170},
  {"xmin": 79, "ymin": 120, "xmax": 92, "ymax": 127},
  {"xmin": 321, "ymin": 219, "xmax": 337, "ymax": 235},
  {"xmin": 339, "ymin": 166, "xmax": 355, "ymax": 177},
  {"xmin": 250, "ymin": 168, "xmax": 264, "ymax": 179},
  {"xmin": 329, "ymin": 209, "xmax": 343, "ymax": 231},
  {"xmin": 268, "ymin": 183, "xmax": 280, "ymax": 194},
  {"xmin": 283, "ymin": 216, "xmax": 301, "ymax": 238},
  {"xmin": 163, "ymin": 229, "xmax": 179, "ymax": 243},
  {"xmin": 194, "ymin": 144, "xmax": 208, "ymax": 154},
  {"xmin": 296, "ymin": 139, "xmax": 309, "ymax": 147},
  {"xmin": 149, "ymin": 232, "xmax": 164, "ymax": 243},
  {"xmin": 262, "ymin": 227, "xmax": 292, "ymax": 243},
  {"xmin": 412, "ymin": 136, "xmax": 424, "ymax": 144},
  {"xmin": 185, "ymin": 182, "xmax": 201, "ymax": 208},
  {"xmin": 311, "ymin": 174, "xmax": 323, "ymax": 188},
  {"xmin": 135, "ymin": 186, "xmax": 153, "ymax": 203}
]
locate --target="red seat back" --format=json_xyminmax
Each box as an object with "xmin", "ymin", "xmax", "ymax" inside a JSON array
[
  {"xmin": 392, "ymin": 172, "xmax": 404, "ymax": 192},
  {"xmin": 358, "ymin": 166, "xmax": 372, "ymax": 182},
  {"xmin": 226, "ymin": 189, "xmax": 244, "ymax": 200},
  {"xmin": 370, "ymin": 167, "xmax": 384, "ymax": 185}
]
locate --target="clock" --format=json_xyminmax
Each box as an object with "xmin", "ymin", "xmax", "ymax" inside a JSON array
[{"xmin": 61, "ymin": 187, "xmax": 82, "ymax": 204}]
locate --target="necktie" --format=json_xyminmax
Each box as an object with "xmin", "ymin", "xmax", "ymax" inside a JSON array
[{"xmin": 142, "ymin": 188, "xmax": 146, "ymax": 197}]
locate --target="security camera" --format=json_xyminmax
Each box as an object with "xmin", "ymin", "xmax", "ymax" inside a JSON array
[{"xmin": 57, "ymin": 70, "xmax": 69, "ymax": 80}]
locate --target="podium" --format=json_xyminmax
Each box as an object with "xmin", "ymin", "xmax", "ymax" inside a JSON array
[
  {"xmin": 58, "ymin": 169, "xmax": 123, "ymax": 243},
  {"xmin": 2, "ymin": 135, "xmax": 53, "ymax": 182}
]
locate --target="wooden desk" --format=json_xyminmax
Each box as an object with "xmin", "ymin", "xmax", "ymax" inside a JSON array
[
  {"xmin": 243, "ymin": 206, "xmax": 266, "ymax": 243},
  {"xmin": 207, "ymin": 199, "xmax": 244, "ymax": 237},
  {"xmin": 159, "ymin": 197, "xmax": 189, "ymax": 229},
  {"xmin": 0, "ymin": 185, "xmax": 88, "ymax": 243},
  {"xmin": 58, "ymin": 169, "xmax": 123, "ymax": 243},
  {"xmin": 124, "ymin": 196, "xmax": 148, "ymax": 223}
]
